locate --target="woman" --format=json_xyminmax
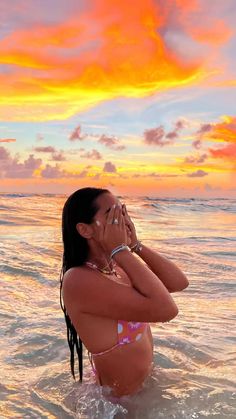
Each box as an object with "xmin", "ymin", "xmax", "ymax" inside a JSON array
[{"xmin": 60, "ymin": 187, "xmax": 189, "ymax": 397}]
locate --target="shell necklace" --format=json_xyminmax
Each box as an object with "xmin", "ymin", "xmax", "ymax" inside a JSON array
[{"xmin": 85, "ymin": 260, "xmax": 121, "ymax": 278}]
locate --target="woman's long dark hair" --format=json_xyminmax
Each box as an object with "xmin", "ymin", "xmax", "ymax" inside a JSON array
[{"xmin": 59, "ymin": 187, "xmax": 109, "ymax": 382}]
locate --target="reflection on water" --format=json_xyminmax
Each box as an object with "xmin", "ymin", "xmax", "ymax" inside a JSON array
[{"xmin": 0, "ymin": 194, "xmax": 236, "ymax": 418}]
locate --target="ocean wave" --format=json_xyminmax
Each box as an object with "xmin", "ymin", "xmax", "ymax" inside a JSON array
[{"xmin": 0, "ymin": 220, "xmax": 17, "ymax": 225}]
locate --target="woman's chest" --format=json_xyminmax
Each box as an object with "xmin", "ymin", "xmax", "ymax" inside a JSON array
[{"xmin": 72, "ymin": 266, "xmax": 133, "ymax": 351}]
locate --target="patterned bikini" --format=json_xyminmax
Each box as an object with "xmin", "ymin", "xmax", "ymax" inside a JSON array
[{"xmin": 88, "ymin": 320, "xmax": 148, "ymax": 384}]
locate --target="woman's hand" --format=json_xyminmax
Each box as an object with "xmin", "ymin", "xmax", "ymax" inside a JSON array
[
  {"xmin": 122, "ymin": 204, "xmax": 138, "ymax": 249},
  {"xmin": 94, "ymin": 205, "xmax": 128, "ymax": 254}
]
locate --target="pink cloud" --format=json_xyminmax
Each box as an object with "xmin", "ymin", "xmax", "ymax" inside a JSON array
[
  {"xmin": 143, "ymin": 126, "xmax": 165, "ymax": 146},
  {"xmin": 0, "ymin": 146, "xmax": 42, "ymax": 178},
  {"xmin": 192, "ymin": 138, "xmax": 202, "ymax": 149},
  {"xmin": 166, "ymin": 131, "xmax": 178, "ymax": 140},
  {"xmin": 166, "ymin": 119, "xmax": 186, "ymax": 140},
  {"xmin": 69, "ymin": 125, "xmax": 85, "ymax": 141},
  {"xmin": 80, "ymin": 149, "xmax": 102, "ymax": 159},
  {"xmin": 98, "ymin": 135, "xmax": 125, "ymax": 151},
  {"xmin": 41, "ymin": 164, "xmax": 88, "ymax": 178},
  {"xmin": 34, "ymin": 146, "xmax": 66, "ymax": 161},
  {"xmin": 103, "ymin": 161, "xmax": 117, "ymax": 173},
  {"xmin": 175, "ymin": 120, "xmax": 186, "ymax": 130},
  {"xmin": 0, "ymin": 145, "xmax": 89, "ymax": 179},
  {"xmin": 34, "ymin": 146, "xmax": 56, "ymax": 152},
  {"xmin": 144, "ymin": 119, "xmax": 185, "ymax": 146},
  {"xmin": 191, "ymin": 123, "xmax": 213, "ymax": 149},
  {"xmin": 0, "ymin": 146, "xmax": 10, "ymax": 159},
  {"xmin": 41, "ymin": 164, "xmax": 64, "ymax": 178},
  {"xmin": 51, "ymin": 152, "xmax": 66, "ymax": 161},
  {"xmin": 24, "ymin": 154, "xmax": 42, "ymax": 170},
  {"xmin": 187, "ymin": 169, "xmax": 208, "ymax": 177},
  {"xmin": 184, "ymin": 153, "xmax": 208, "ymax": 163},
  {"xmin": 196, "ymin": 123, "xmax": 213, "ymax": 135}
]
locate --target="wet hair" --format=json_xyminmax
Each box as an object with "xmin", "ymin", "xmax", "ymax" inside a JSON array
[{"xmin": 59, "ymin": 187, "xmax": 109, "ymax": 382}]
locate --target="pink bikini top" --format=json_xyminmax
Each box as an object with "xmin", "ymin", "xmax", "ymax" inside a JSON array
[{"xmin": 90, "ymin": 320, "xmax": 148, "ymax": 357}]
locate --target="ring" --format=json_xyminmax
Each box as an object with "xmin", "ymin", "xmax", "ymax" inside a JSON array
[{"xmin": 113, "ymin": 218, "xmax": 119, "ymax": 225}]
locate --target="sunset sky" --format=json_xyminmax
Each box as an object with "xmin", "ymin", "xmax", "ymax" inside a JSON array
[{"xmin": 0, "ymin": 0, "xmax": 236, "ymax": 197}]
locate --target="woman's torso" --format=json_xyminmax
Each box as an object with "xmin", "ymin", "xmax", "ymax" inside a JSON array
[{"xmin": 63, "ymin": 264, "xmax": 154, "ymax": 396}]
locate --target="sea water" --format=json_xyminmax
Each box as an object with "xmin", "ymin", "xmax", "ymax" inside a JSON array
[{"xmin": 0, "ymin": 193, "xmax": 235, "ymax": 418}]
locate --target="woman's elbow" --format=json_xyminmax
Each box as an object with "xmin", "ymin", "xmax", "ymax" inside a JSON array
[
  {"xmin": 179, "ymin": 275, "xmax": 189, "ymax": 291},
  {"xmin": 151, "ymin": 302, "xmax": 179, "ymax": 323},
  {"xmin": 166, "ymin": 304, "xmax": 179, "ymax": 321},
  {"xmin": 170, "ymin": 276, "xmax": 189, "ymax": 293}
]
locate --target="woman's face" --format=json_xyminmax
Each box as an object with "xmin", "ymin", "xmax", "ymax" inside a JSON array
[{"xmin": 94, "ymin": 192, "xmax": 132, "ymax": 243}]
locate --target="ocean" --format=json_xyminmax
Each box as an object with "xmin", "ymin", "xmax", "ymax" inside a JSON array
[{"xmin": 0, "ymin": 193, "xmax": 235, "ymax": 418}]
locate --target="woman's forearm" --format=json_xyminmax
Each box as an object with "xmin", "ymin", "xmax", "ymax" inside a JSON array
[{"xmin": 134, "ymin": 244, "xmax": 189, "ymax": 292}]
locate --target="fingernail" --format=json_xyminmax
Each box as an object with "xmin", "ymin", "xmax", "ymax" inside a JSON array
[{"xmin": 96, "ymin": 220, "xmax": 101, "ymax": 226}]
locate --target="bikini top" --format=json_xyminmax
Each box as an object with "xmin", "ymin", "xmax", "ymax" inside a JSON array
[{"xmin": 90, "ymin": 320, "xmax": 148, "ymax": 357}]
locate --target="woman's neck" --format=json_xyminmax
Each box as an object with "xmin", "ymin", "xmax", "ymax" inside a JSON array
[{"xmin": 86, "ymin": 241, "xmax": 112, "ymax": 270}]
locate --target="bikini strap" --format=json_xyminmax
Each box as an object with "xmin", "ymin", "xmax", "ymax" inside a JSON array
[{"xmin": 88, "ymin": 350, "xmax": 103, "ymax": 385}]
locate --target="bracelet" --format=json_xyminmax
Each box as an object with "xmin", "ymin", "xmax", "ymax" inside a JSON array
[
  {"xmin": 130, "ymin": 240, "xmax": 143, "ymax": 253},
  {"xmin": 110, "ymin": 244, "xmax": 130, "ymax": 259}
]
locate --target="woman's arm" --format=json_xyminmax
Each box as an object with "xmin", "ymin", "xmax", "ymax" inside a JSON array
[
  {"xmin": 133, "ymin": 244, "xmax": 189, "ymax": 293},
  {"xmin": 121, "ymin": 203, "xmax": 189, "ymax": 293}
]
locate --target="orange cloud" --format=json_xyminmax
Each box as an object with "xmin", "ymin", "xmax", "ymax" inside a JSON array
[
  {"xmin": 191, "ymin": 115, "xmax": 236, "ymax": 167},
  {"xmin": 208, "ymin": 116, "xmax": 236, "ymax": 143},
  {"xmin": 191, "ymin": 20, "xmax": 232, "ymax": 45},
  {"xmin": 209, "ymin": 143, "xmax": 236, "ymax": 160},
  {"xmin": 0, "ymin": 138, "xmax": 16, "ymax": 142},
  {"xmin": 192, "ymin": 115, "xmax": 236, "ymax": 145},
  {"xmin": 0, "ymin": 0, "xmax": 227, "ymax": 121}
]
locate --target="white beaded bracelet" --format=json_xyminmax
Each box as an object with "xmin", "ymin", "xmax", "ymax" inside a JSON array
[{"xmin": 110, "ymin": 244, "xmax": 130, "ymax": 259}]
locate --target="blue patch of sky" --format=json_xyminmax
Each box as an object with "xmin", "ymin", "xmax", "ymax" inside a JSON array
[
  {"xmin": 1, "ymin": 83, "xmax": 234, "ymax": 158},
  {"xmin": 0, "ymin": 64, "xmax": 15, "ymax": 75},
  {"xmin": 65, "ymin": 85, "xmax": 236, "ymax": 136}
]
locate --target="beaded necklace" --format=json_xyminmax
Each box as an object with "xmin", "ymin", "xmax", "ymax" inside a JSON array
[{"xmin": 85, "ymin": 260, "xmax": 121, "ymax": 278}]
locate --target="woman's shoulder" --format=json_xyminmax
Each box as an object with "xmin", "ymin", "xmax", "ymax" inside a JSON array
[
  {"xmin": 62, "ymin": 265, "xmax": 95, "ymax": 309},
  {"xmin": 62, "ymin": 265, "xmax": 93, "ymax": 294},
  {"xmin": 63, "ymin": 265, "xmax": 91, "ymax": 283}
]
